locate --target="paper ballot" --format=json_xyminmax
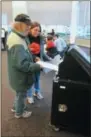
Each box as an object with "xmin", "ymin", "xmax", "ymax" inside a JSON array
[
  {"xmin": 36, "ymin": 61, "xmax": 58, "ymax": 72},
  {"xmin": 36, "ymin": 55, "xmax": 64, "ymax": 73}
]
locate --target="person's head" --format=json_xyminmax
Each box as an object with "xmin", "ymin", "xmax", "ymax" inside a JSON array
[
  {"xmin": 52, "ymin": 29, "xmax": 54, "ymax": 33},
  {"xmin": 53, "ymin": 34, "xmax": 59, "ymax": 41},
  {"xmin": 47, "ymin": 35, "xmax": 53, "ymax": 41},
  {"xmin": 29, "ymin": 21, "xmax": 41, "ymax": 37},
  {"xmin": 12, "ymin": 14, "xmax": 31, "ymax": 36}
]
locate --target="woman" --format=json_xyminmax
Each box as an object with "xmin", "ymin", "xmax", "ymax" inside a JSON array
[
  {"xmin": 27, "ymin": 22, "xmax": 51, "ymax": 104},
  {"xmin": 7, "ymin": 14, "xmax": 42, "ymax": 118}
]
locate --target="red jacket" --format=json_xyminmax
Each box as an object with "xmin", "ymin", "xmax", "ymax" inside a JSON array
[{"xmin": 46, "ymin": 41, "xmax": 55, "ymax": 49}]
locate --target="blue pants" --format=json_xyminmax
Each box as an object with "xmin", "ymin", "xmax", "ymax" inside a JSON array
[{"xmin": 27, "ymin": 72, "xmax": 40, "ymax": 97}]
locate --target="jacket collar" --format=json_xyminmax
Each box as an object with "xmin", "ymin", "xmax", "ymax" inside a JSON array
[{"xmin": 12, "ymin": 29, "xmax": 26, "ymax": 39}]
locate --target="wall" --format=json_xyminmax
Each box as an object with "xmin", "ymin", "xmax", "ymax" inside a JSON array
[
  {"xmin": 27, "ymin": 1, "xmax": 90, "ymax": 26},
  {"xmin": 27, "ymin": 1, "xmax": 72, "ymax": 26},
  {"xmin": 1, "ymin": 1, "xmax": 90, "ymax": 27},
  {"xmin": 12, "ymin": 1, "xmax": 28, "ymax": 20},
  {"xmin": 2, "ymin": 1, "xmax": 12, "ymax": 26}
]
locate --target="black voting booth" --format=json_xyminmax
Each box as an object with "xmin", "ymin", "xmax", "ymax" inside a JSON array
[{"xmin": 50, "ymin": 45, "xmax": 91, "ymax": 136}]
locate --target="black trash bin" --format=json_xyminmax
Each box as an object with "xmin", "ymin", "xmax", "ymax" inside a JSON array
[{"xmin": 50, "ymin": 45, "xmax": 91, "ymax": 136}]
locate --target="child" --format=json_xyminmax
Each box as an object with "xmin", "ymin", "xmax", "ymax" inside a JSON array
[{"xmin": 46, "ymin": 35, "xmax": 58, "ymax": 58}]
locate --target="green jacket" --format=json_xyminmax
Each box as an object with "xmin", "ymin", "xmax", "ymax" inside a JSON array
[{"xmin": 7, "ymin": 30, "xmax": 41, "ymax": 92}]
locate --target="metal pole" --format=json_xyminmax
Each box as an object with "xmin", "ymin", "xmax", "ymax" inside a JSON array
[{"xmin": 70, "ymin": 1, "xmax": 80, "ymax": 44}]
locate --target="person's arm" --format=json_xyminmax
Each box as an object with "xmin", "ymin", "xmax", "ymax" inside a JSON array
[
  {"xmin": 61, "ymin": 38, "xmax": 67, "ymax": 48},
  {"xmin": 40, "ymin": 36, "xmax": 52, "ymax": 61},
  {"xmin": 25, "ymin": 36, "xmax": 38, "ymax": 62},
  {"xmin": 54, "ymin": 40, "xmax": 61, "ymax": 51},
  {"xmin": 11, "ymin": 45, "xmax": 41, "ymax": 73},
  {"xmin": 54, "ymin": 40, "xmax": 58, "ymax": 47},
  {"xmin": 43, "ymin": 52, "xmax": 52, "ymax": 61},
  {"xmin": 41, "ymin": 44, "xmax": 52, "ymax": 61}
]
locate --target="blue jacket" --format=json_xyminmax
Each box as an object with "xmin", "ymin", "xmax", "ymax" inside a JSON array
[{"xmin": 54, "ymin": 38, "xmax": 67, "ymax": 52}]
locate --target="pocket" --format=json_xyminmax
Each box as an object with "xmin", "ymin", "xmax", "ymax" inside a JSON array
[
  {"xmin": 27, "ymin": 74, "xmax": 34, "ymax": 86},
  {"xmin": 18, "ymin": 75, "xmax": 27, "ymax": 85},
  {"xmin": 18, "ymin": 72, "xmax": 27, "ymax": 85}
]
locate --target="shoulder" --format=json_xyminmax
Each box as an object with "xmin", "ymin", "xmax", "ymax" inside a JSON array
[
  {"xmin": 7, "ymin": 32, "xmax": 26, "ymax": 50},
  {"xmin": 8, "ymin": 44, "xmax": 25, "ymax": 53}
]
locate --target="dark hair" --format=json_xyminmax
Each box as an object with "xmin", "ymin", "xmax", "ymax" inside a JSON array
[
  {"xmin": 14, "ymin": 14, "xmax": 31, "ymax": 25},
  {"xmin": 30, "ymin": 21, "xmax": 41, "ymax": 32},
  {"xmin": 47, "ymin": 35, "xmax": 53, "ymax": 41}
]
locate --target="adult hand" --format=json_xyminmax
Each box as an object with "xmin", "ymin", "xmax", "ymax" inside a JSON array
[
  {"xmin": 35, "ymin": 57, "xmax": 40, "ymax": 62},
  {"xmin": 40, "ymin": 65, "xmax": 43, "ymax": 68}
]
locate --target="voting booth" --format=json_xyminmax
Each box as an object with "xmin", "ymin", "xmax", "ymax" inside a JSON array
[{"xmin": 50, "ymin": 45, "xmax": 91, "ymax": 136}]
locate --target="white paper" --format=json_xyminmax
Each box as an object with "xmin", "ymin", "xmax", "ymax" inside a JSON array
[
  {"xmin": 50, "ymin": 55, "xmax": 62, "ymax": 65},
  {"xmin": 36, "ymin": 61, "xmax": 58, "ymax": 72},
  {"xmin": 43, "ymin": 68, "xmax": 52, "ymax": 73},
  {"xmin": 36, "ymin": 55, "xmax": 64, "ymax": 74}
]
